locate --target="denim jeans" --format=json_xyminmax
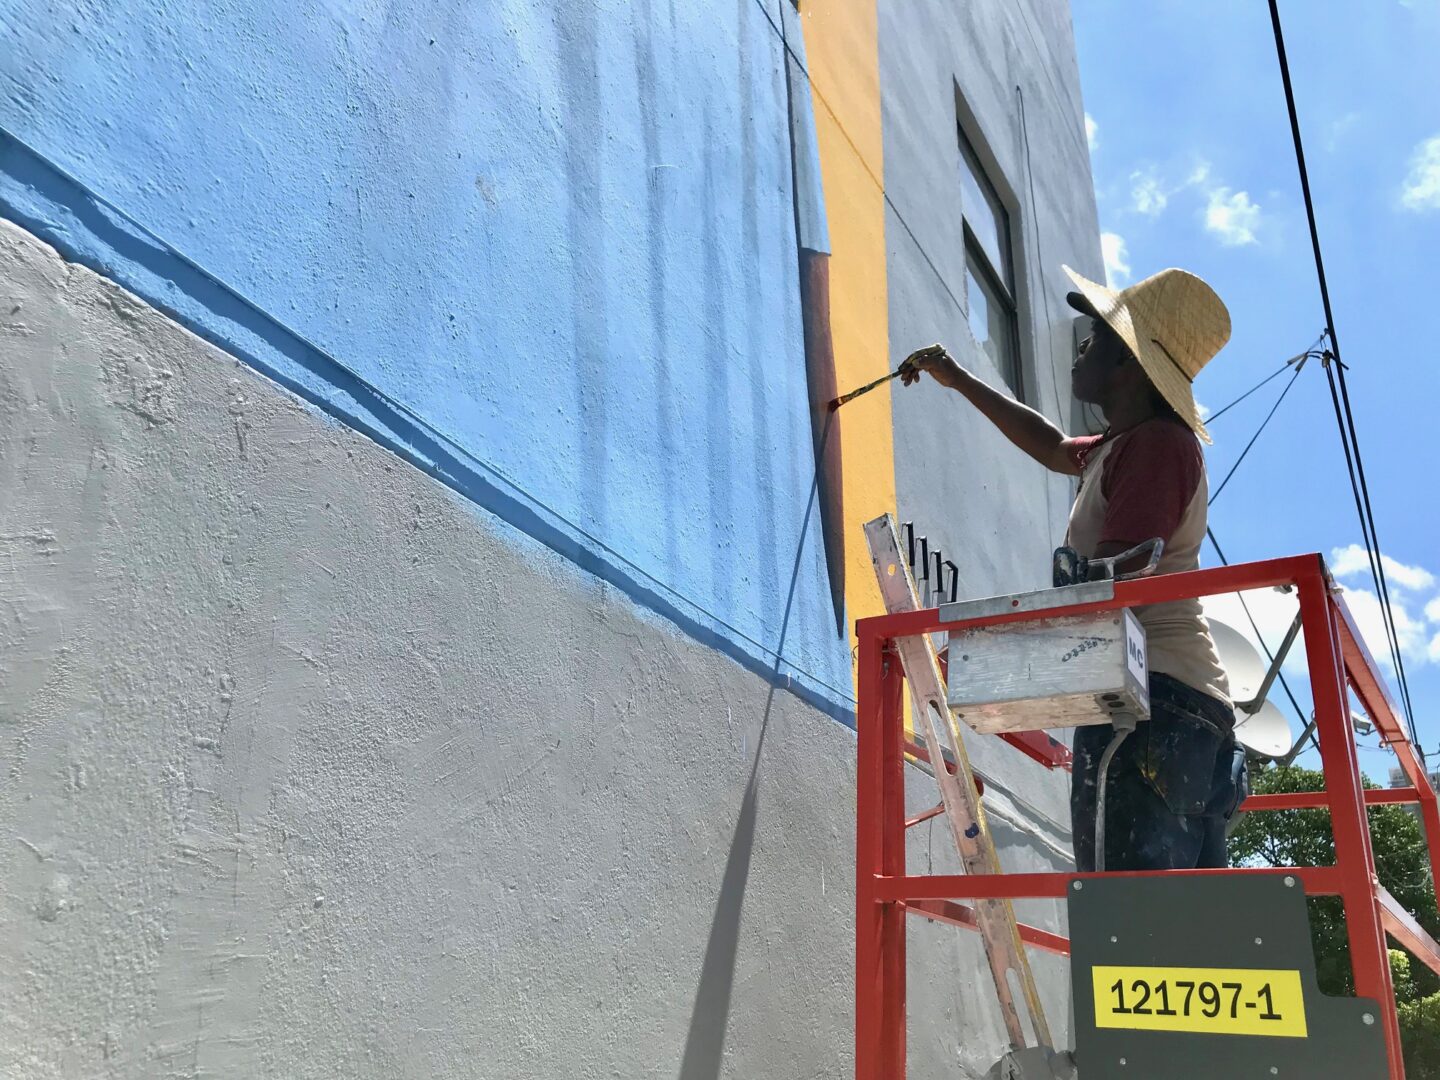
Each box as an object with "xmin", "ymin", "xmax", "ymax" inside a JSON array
[{"xmin": 1070, "ymin": 672, "xmax": 1248, "ymax": 872}]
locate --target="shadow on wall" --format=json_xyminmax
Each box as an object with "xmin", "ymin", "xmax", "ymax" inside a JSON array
[
  {"xmin": 676, "ymin": 413, "xmax": 835, "ymax": 1080},
  {"xmin": 778, "ymin": 0, "xmax": 845, "ymax": 639},
  {"xmin": 676, "ymin": 9, "xmax": 848, "ymax": 1062},
  {"xmin": 676, "ymin": 707, "xmax": 769, "ymax": 1080}
]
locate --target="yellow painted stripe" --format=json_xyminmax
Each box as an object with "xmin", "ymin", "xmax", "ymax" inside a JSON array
[{"xmin": 798, "ymin": 0, "xmax": 896, "ymax": 670}]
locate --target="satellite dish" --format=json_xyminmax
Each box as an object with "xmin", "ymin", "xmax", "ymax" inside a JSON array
[
  {"xmin": 1234, "ymin": 699, "xmax": 1292, "ymax": 759},
  {"xmin": 1205, "ymin": 616, "xmax": 1297, "ymax": 757},
  {"xmin": 1206, "ymin": 618, "xmax": 1268, "ymax": 703}
]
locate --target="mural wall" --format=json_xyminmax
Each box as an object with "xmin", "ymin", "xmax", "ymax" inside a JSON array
[
  {"xmin": 0, "ymin": 0, "xmax": 1099, "ymax": 721},
  {"xmin": 0, "ymin": 0, "xmax": 1104, "ymax": 1071},
  {"xmin": 1, "ymin": 0, "xmax": 860, "ymax": 716}
]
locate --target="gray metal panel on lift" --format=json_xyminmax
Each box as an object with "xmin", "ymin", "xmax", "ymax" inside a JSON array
[{"xmin": 1068, "ymin": 874, "xmax": 1387, "ymax": 1079}]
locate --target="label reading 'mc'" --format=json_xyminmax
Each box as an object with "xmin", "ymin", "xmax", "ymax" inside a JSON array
[
  {"xmin": 1091, "ymin": 966, "xmax": 1308, "ymax": 1038},
  {"xmin": 1123, "ymin": 610, "xmax": 1147, "ymax": 686}
]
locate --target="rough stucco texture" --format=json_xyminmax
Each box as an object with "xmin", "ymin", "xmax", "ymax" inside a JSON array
[
  {"xmin": 876, "ymin": 0, "xmax": 1104, "ymax": 850},
  {"xmin": 0, "ymin": 220, "xmax": 1072, "ymax": 1078},
  {"xmin": 0, "ymin": 0, "xmax": 850, "ymax": 709},
  {"xmin": 882, "ymin": 0, "xmax": 1102, "ymax": 605}
]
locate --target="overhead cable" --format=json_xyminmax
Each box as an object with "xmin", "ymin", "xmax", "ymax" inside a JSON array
[
  {"xmin": 1267, "ymin": 0, "xmax": 1419, "ymax": 745},
  {"xmin": 1205, "ymin": 338, "xmax": 1322, "ymax": 425},
  {"xmin": 1208, "ymin": 355, "xmax": 1308, "ymax": 507}
]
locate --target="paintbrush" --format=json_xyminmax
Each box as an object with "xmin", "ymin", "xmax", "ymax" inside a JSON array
[{"xmin": 828, "ymin": 356, "xmax": 924, "ymax": 411}]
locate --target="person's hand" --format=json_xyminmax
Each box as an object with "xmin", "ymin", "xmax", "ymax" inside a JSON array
[{"xmin": 899, "ymin": 344, "xmax": 961, "ymax": 389}]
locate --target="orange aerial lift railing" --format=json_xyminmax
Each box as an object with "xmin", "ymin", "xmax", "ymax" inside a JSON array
[{"xmin": 854, "ymin": 553, "xmax": 1440, "ymax": 1078}]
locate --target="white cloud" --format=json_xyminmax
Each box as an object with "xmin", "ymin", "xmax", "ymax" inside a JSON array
[
  {"xmin": 1327, "ymin": 543, "xmax": 1440, "ymax": 670},
  {"xmin": 1336, "ymin": 584, "xmax": 1430, "ymax": 669},
  {"xmin": 1204, "ymin": 187, "xmax": 1263, "ymax": 246},
  {"xmin": 1401, "ymin": 135, "xmax": 1440, "ymax": 213},
  {"xmin": 1197, "ymin": 401, "xmax": 1212, "ymax": 420},
  {"xmin": 1122, "ymin": 159, "xmax": 1265, "ymax": 247},
  {"xmin": 1330, "ymin": 544, "xmax": 1436, "ymax": 592},
  {"xmin": 1200, "ymin": 546, "xmax": 1440, "ymax": 686},
  {"xmin": 1384, "ymin": 557, "xmax": 1434, "ymax": 592},
  {"xmin": 1330, "ymin": 544, "xmax": 1372, "ymax": 579},
  {"xmin": 1085, "ymin": 113, "xmax": 1098, "ymax": 152},
  {"xmin": 1130, "ymin": 169, "xmax": 1168, "ymax": 216},
  {"xmin": 1100, "ymin": 232, "xmax": 1130, "ymax": 287}
]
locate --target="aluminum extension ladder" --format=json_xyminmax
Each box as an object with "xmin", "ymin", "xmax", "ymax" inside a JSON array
[{"xmin": 864, "ymin": 513, "xmax": 1052, "ymax": 1054}]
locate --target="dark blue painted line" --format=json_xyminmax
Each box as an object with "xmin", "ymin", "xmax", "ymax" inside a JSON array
[{"xmin": 0, "ymin": 128, "xmax": 858, "ymax": 728}]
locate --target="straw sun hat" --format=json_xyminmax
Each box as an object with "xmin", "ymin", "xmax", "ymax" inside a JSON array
[{"xmin": 1063, "ymin": 264, "xmax": 1231, "ymax": 444}]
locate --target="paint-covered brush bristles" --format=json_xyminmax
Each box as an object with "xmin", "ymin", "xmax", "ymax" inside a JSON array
[{"xmin": 829, "ymin": 366, "xmax": 908, "ymax": 411}]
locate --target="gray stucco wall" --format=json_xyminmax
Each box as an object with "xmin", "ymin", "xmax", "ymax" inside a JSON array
[
  {"xmin": 882, "ymin": 0, "xmax": 1100, "ymax": 603},
  {"xmin": 879, "ymin": 1, "xmax": 1101, "ymax": 840},
  {"xmin": 0, "ymin": 218, "xmax": 1068, "ymax": 1077},
  {"xmin": 877, "ymin": 0, "xmax": 1102, "ymax": 1047}
]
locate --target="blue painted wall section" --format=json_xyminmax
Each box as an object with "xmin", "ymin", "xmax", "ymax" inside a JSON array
[{"xmin": 0, "ymin": 0, "xmax": 854, "ymax": 713}]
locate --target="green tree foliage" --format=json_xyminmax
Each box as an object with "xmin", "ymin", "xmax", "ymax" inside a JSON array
[
  {"xmin": 1229, "ymin": 763, "xmax": 1440, "ymax": 1074},
  {"xmin": 1400, "ymin": 992, "xmax": 1440, "ymax": 1080},
  {"xmin": 1394, "ymin": 949, "xmax": 1420, "ymax": 1006}
]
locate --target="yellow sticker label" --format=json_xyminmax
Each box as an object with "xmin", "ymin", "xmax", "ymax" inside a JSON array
[{"xmin": 1091, "ymin": 966, "xmax": 1307, "ymax": 1038}]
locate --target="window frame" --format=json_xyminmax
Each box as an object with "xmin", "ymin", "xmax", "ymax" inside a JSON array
[{"xmin": 957, "ymin": 124, "xmax": 1024, "ymax": 400}]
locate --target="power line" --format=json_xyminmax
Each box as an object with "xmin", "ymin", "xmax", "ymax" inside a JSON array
[
  {"xmin": 1208, "ymin": 358, "xmax": 1306, "ymax": 506},
  {"xmin": 1204, "ymin": 360, "xmax": 1289, "ymax": 425},
  {"xmin": 1201, "ymin": 337, "xmax": 1330, "ymax": 754},
  {"xmin": 1205, "ymin": 339, "xmax": 1322, "ymax": 425},
  {"xmin": 1267, "ymin": 0, "xmax": 1419, "ymax": 747},
  {"xmin": 1319, "ymin": 353, "xmax": 1418, "ymax": 730},
  {"xmin": 1329, "ymin": 351, "xmax": 1418, "ymax": 734}
]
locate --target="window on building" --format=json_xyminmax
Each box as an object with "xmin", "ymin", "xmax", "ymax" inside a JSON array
[{"xmin": 958, "ymin": 128, "xmax": 1022, "ymax": 397}]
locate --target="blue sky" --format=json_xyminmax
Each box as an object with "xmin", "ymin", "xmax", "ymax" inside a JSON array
[{"xmin": 1072, "ymin": 0, "xmax": 1440, "ymax": 771}]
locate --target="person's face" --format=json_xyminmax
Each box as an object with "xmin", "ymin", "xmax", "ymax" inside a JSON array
[{"xmin": 1071, "ymin": 318, "xmax": 1131, "ymax": 404}]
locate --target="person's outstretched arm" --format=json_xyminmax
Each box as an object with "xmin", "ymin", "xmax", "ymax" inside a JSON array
[{"xmin": 901, "ymin": 344, "xmax": 1082, "ymax": 476}]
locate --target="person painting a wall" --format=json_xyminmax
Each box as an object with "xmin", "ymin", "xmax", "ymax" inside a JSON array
[{"xmin": 901, "ymin": 265, "xmax": 1247, "ymax": 873}]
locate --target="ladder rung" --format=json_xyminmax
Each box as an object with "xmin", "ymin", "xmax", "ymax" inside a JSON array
[
  {"xmin": 906, "ymin": 899, "xmax": 1071, "ymax": 957},
  {"xmin": 905, "ymin": 802, "xmax": 946, "ymax": 829}
]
